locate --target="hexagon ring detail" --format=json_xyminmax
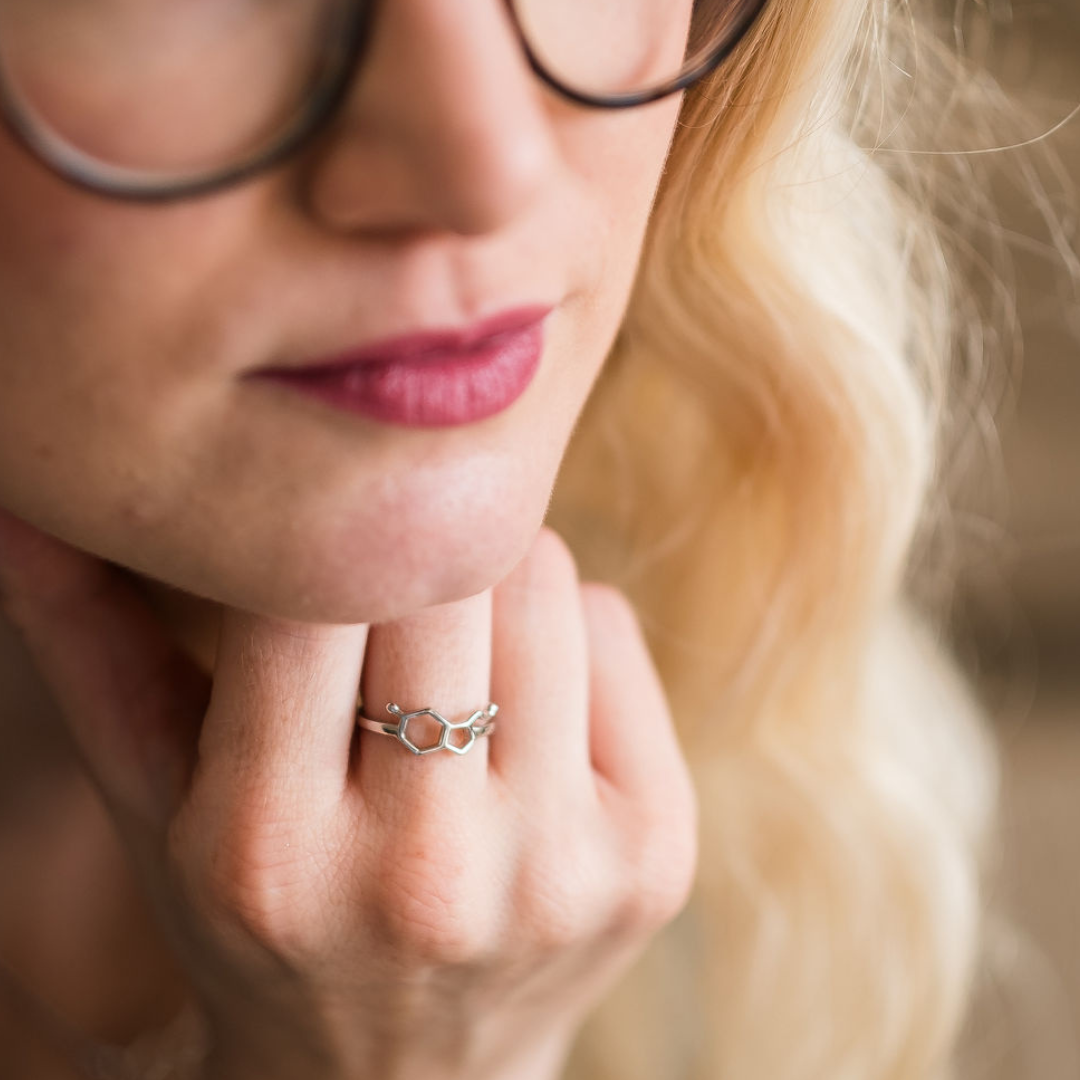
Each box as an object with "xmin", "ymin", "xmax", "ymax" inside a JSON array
[{"xmin": 355, "ymin": 700, "xmax": 499, "ymax": 756}]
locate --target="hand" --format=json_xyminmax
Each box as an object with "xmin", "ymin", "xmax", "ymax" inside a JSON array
[{"xmin": 0, "ymin": 514, "xmax": 699, "ymax": 1080}]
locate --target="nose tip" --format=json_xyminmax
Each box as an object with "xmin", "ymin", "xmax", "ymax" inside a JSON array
[
  {"xmin": 299, "ymin": 1, "xmax": 560, "ymax": 237},
  {"xmin": 422, "ymin": 113, "xmax": 555, "ymax": 237}
]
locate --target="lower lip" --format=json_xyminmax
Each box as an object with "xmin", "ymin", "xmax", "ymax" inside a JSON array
[{"xmin": 252, "ymin": 318, "xmax": 547, "ymax": 427}]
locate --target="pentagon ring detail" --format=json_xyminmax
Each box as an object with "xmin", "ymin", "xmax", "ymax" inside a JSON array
[{"xmin": 355, "ymin": 700, "xmax": 499, "ymax": 756}]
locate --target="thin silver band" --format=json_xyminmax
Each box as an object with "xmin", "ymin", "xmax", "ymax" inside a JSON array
[{"xmin": 355, "ymin": 700, "xmax": 498, "ymax": 756}]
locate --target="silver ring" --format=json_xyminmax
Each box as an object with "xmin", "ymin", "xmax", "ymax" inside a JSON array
[{"xmin": 355, "ymin": 700, "xmax": 498, "ymax": 756}]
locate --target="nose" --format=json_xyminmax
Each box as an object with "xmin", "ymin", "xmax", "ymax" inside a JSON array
[{"xmin": 300, "ymin": 0, "xmax": 560, "ymax": 236}]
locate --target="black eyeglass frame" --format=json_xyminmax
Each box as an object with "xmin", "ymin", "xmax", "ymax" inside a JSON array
[{"xmin": 0, "ymin": 0, "xmax": 769, "ymax": 204}]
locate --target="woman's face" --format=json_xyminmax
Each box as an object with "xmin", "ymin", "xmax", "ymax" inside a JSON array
[{"xmin": 0, "ymin": 1, "xmax": 684, "ymax": 625}]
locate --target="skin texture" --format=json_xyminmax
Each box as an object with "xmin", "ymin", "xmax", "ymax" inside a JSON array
[
  {"xmin": 0, "ymin": 3, "xmax": 701, "ymax": 1078},
  {"xmin": 0, "ymin": 0, "xmax": 683, "ymax": 627}
]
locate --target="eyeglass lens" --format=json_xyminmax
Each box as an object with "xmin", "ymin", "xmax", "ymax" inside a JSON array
[
  {"xmin": 517, "ymin": 0, "xmax": 757, "ymax": 99},
  {"xmin": 0, "ymin": 0, "xmax": 759, "ymax": 179}
]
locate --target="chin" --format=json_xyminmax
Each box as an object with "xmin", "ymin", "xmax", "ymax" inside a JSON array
[
  {"xmin": 81, "ymin": 394, "xmax": 575, "ymax": 626},
  {"xmin": 263, "ymin": 439, "xmax": 560, "ymax": 625},
  {"xmin": 140, "ymin": 479, "xmax": 554, "ymax": 627},
  {"xmin": 238, "ymin": 527, "xmax": 545, "ymax": 625}
]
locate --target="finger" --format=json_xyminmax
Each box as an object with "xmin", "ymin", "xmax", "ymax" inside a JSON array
[
  {"xmin": 487, "ymin": 527, "xmax": 591, "ymax": 795},
  {"xmin": 0, "ymin": 507, "xmax": 210, "ymax": 836},
  {"xmin": 196, "ymin": 607, "xmax": 368, "ymax": 822},
  {"xmin": 355, "ymin": 588, "xmax": 492, "ymax": 808},
  {"xmin": 579, "ymin": 583, "xmax": 693, "ymax": 807}
]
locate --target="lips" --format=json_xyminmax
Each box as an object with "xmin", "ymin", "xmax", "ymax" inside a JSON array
[
  {"xmin": 248, "ymin": 304, "xmax": 554, "ymax": 427},
  {"xmin": 254, "ymin": 304, "xmax": 555, "ymax": 376}
]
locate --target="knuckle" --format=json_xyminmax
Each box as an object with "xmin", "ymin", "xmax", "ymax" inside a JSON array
[
  {"xmin": 618, "ymin": 805, "xmax": 699, "ymax": 931},
  {"xmin": 191, "ymin": 839, "xmax": 316, "ymax": 954},
  {"xmin": 610, "ymin": 869, "xmax": 690, "ymax": 939},
  {"xmin": 642, "ymin": 849, "xmax": 697, "ymax": 925},
  {"xmin": 376, "ymin": 869, "xmax": 488, "ymax": 964},
  {"xmin": 372, "ymin": 827, "xmax": 492, "ymax": 964},
  {"xmin": 513, "ymin": 840, "xmax": 608, "ymax": 950},
  {"xmin": 171, "ymin": 807, "xmax": 325, "ymax": 957}
]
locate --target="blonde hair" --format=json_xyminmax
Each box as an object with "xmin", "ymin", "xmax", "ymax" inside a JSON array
[{"xmin": 545, "ymin": 0, "xmax": 1078, "ymax": 1075}]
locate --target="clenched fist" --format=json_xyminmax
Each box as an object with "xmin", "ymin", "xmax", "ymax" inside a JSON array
[{"xmin": 0, "ymin": 516, "xmax": 699, "ymax": 1080}]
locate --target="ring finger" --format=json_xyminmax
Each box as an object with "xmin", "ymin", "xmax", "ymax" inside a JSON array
[{"xmin": 354, "ymin": 587, "xmax": 493, "ymax": 810}]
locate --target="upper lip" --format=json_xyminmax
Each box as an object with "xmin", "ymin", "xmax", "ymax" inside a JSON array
[{"xmin": 253, "ymin": 303, "xmax": 555, "ymax": 376}]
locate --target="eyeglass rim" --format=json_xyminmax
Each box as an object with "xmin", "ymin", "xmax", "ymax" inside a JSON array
[{"xmin": 0, "ymin": 0, "xmax": 771, "ymax": 204}]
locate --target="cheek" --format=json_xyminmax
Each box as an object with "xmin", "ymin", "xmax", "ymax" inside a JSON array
[
  {"xmin": 0, "ymin": 136, "xmax": 261, "ymax": 526},
  {"xmin": 564, "ymin": 99, "xmax": 681, "ymax": 295},
  {"xmin": 0, "ymin": 126, "xmax": 261, "ymax": 341}
]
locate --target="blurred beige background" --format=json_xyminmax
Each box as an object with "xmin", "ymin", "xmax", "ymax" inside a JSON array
[{"xmin": 945, "ymin": 0, "xmax": 1080, "ymax": 1075}]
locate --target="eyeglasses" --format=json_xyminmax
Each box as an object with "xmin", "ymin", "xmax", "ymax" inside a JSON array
[{"xmin": 0, "ymin": 0, "xmax": 769, "ymax": 204}]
